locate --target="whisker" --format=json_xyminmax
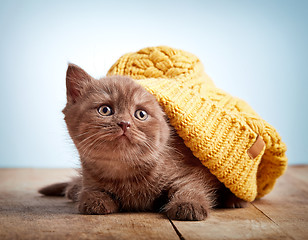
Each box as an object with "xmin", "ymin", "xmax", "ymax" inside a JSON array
[
  {"xmin": 83, "ymin": 135, "xmax": 109, "ymax": 157},
  {"xmin": 77, "ymin": 131, "xmax": 102, "ymax": 146}
]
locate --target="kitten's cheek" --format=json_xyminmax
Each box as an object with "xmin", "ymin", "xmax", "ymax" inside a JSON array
[{"xmin": 150, "ymin": 132, "xmax": 161, "ymax": 146}]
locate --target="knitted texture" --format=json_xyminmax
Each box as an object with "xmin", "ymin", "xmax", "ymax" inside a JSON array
[{"xmin": 107, "ymin": 46, "xmax": 287, "ymax": 202}]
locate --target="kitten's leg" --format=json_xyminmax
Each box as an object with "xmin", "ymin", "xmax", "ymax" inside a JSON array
[
  {"xmin": 164, "ymin": 181, "xmax": 212, "ymax": 221},
  {"xmin": 65, "ymin": 178, "xmax": 82, "ymax": 202},
  {"xmin": 78, "ymin": 190, "xmax": 119, "ymax": 215}
]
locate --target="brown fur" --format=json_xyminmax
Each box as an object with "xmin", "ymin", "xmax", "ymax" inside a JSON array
[{"xmin": 39, "ymin": 64, "xmax": 247, "ymax": 221}]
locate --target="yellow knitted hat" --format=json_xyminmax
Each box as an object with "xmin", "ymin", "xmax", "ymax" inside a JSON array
[{"xmin": 107, "ymin": 46, "xmax": 287, "ymax": 202}]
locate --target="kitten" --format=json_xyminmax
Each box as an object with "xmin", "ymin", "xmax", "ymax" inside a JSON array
[{"xmin": 39, "ymin": 64, "xmax": 246, "ymax": 221}]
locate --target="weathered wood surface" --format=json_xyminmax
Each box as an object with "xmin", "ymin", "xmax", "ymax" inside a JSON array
[
  {"xmin": 0, "ymin": 166, "xmax": 307, "ymax": 240},
  {"xmin": 251, "ymin": 165, "xmax": 308, "ymax": 240}
]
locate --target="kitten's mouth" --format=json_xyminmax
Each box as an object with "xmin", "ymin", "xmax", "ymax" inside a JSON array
[{"xmin": 116, "ymin": 132, "xmax": 131, "ymax": 141}]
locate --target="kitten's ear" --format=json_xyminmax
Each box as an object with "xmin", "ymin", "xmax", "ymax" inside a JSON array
[{"xmin": 66, "ymin": 63, "xmax": 93, "ymax": 103}]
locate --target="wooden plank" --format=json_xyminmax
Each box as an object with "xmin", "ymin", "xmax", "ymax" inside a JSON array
[
  {"xmin": 0, "ymin": 169, "xmax": 179, "ymax": 240},
  {"xmin": 169, "ymin": 203, "xmax": 291, "ymax": 240},
  {"xmin": 284, "ymin": 165, "xmax": 308, "ymax": 185},
  {"xmin": 252, "ymin": 165, "xmax": 308, "ymax": 240},
  {"xmin": 171, "ymin": 166, "xmax": 308, "ymax": 240},
  {"xmin": 1, "ymin": 167, "xmax": 307, "ymax": 240}
]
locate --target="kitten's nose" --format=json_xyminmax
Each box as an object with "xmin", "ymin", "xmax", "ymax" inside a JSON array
[{"xmin": 117, "ymin": 121, "xmax": 131, "ymax": 133}]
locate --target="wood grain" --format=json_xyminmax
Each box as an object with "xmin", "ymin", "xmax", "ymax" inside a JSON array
[
  {"xmin": 284, "ymin": 165, "xmax": 308, "ymax": 185},
  {"xmin": 0, "ymin": 166, "xmax": 307, "ymax": 240},
  {"xmin": 251, "ymin": 166, "xmax": 308, "ymax": 240},
  {"xmin": 0, "ymin": 169, "xmax": 178, "ymax": 240},
  {"xmin": 170, "ymin": 204, "xmax": 291, "ymax": 240},
  {"xmin": 171, "ymin": 166, "xmax": 308, "ymax": 240}
]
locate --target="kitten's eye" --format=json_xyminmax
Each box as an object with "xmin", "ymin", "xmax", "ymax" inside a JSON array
[
  {"xmin": 97, "ymin": 105, "xmax": 113, "ymax": 116},
  {"xmin": 135, "ymin": 109, "xmax": 148, "ymax": 121}
]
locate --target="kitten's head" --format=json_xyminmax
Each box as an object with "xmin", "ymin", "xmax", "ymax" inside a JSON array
[{"xmin": 63, "ymin": 64, "xmax": 170, "ymax": 167}]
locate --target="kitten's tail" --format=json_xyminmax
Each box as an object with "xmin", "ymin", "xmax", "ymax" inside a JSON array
[
  {"xmin": 38, "ymin": 182, "xmax": 68, "ymax": 196},
  {"xmin": 39, "ymin": 177, "xmax": 81, "ymax": 201}
]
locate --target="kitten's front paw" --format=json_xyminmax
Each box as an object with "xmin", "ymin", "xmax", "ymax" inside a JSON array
[
  {"xmin": 78, "ymin": 191, "xmax": 119, "ymax": 215},
  {"xmin": 165, "ymin": 202, "xmax": 208, "ymax": 221}
]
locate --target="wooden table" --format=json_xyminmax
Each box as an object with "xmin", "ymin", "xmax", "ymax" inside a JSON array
[{"xmin": 0, "ymin": 165, "xmax": 307, "ymax": 240}]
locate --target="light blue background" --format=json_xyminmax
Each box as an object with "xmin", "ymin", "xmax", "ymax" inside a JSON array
[{"xmin": 0, "ymin": 0, "xmax": 307, "ymax": 167}]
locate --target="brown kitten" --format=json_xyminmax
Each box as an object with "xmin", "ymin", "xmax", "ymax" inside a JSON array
[{"xmin": 39, "ymin": 64, "xmax": 247, "ymax": 221}]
